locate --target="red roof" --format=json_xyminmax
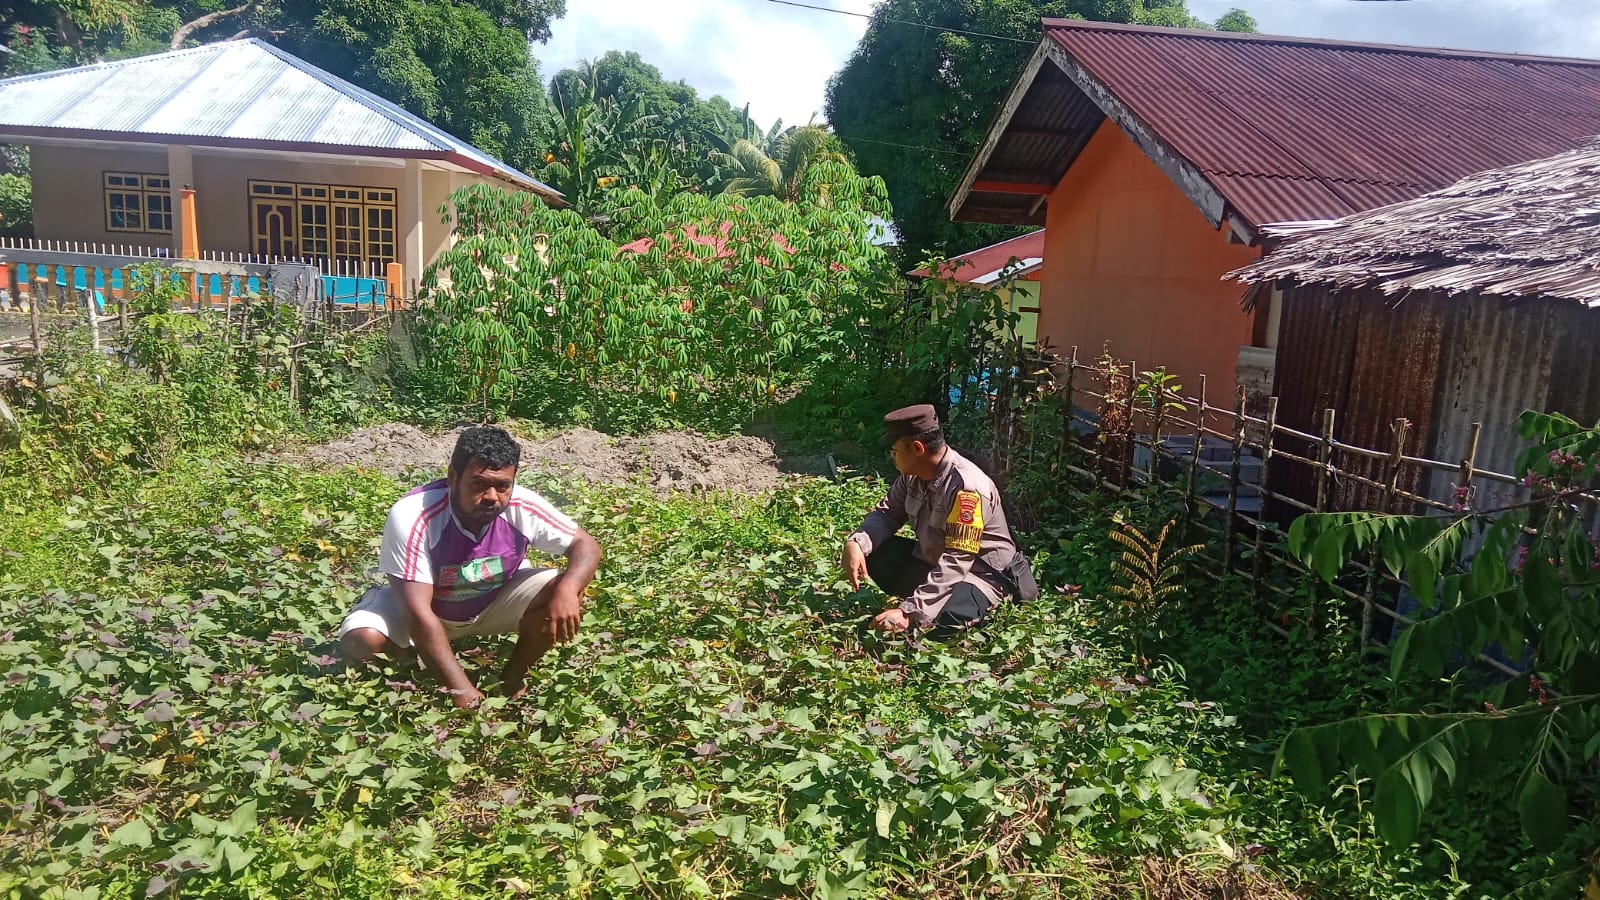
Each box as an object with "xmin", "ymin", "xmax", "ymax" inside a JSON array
[
  {"xmin": 908, "ymin": 230, "xmax": 1046, "ymax": 281},
  {"xmin": 954, "ymin": 20, "xmax": 1600, "ymax": 234},
  {"xmin": 617, "ymin": 222, "xmax": 794, "ymax": 259}
]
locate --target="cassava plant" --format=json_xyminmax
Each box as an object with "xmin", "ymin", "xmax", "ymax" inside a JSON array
[
  {"xmin": 414, "ymin": 166, "xmax": 896, "ymax": 427},
  {"xmin": 1279, "ymin": 409, "xmax": 1600, "ymax": 867}
]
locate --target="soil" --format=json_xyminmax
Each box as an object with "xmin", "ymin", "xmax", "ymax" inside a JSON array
[{"xmin": 284, "ymin": 423, "xmax": 829, "ymax": 493}]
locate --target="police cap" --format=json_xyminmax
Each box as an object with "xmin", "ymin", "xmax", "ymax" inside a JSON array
[{"xmin": 879, "ymin": 404, "xmax": 940, "ymax": 447}]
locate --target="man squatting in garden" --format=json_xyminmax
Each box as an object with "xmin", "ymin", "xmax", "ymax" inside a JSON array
[
  {"xmin": 339, "ymin": 426, "xmax": 603, "ymax": 709},
  {"xmin": 844, "ymin": 405, "xmax": 1037, "ymax": 637}
]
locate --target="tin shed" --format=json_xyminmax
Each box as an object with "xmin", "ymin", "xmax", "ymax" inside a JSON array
[{"xmin": 1234, "ymin": 139, "xmax": 1600, "ymax": 508}]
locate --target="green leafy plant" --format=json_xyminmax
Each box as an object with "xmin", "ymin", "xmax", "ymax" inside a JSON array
[
  {"xmin": 1107, "ymin": 513, "xmax": 1204, "ymax": 662},
  {"xmin": 414, "ymin": 174, "xmax": 896, "ymax": 429},
  {"xmin": 1278, "ymin": 409, "xmax": 1600, "ymax": 866}
]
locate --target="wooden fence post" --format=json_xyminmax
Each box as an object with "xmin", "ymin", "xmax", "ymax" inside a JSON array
[
  {"xmin": 1184, "ymin": 373, "xmax": 1207, "ymax": 537},
  {"xmin": 1314, "ymin": 408, "xmax": 1336, "ymax": 514},
  {"xmin": 1057, "ymin": 346, "xmax": 1078, "ymax": 473},
  {"xmin": 1119, "ymin": 359, "xmax": 1137, "ymax": 486},
  {"xmin": 1456, "ymin": 423, "xmax": 1482, "ymax": 511},
  {"xmin": 28, "ymin": 286, "xmax": 43, "ymax": 359},
  {"xmin": 83, "ymin": 288, "xmax": 100, "ymax": 353},
  {"xmin": 1250, "ymin": 396, "xmax": 1279, "ymax": 607},
  {"xmin": 1360, "ymin": 417, "xmax": 1410, "ymax": 649},
  {"xmin": 288, "ymin": 346, "xmax": 300, "ymax": 406},
  {"xmin": 1222, "ymin": 385, "xmax": 1248, "ymax": 568}
]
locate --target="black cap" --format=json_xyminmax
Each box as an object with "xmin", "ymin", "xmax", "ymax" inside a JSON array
[{"xmin": 880, "ymin": 404, "xmax": 940, "ymax": 447}]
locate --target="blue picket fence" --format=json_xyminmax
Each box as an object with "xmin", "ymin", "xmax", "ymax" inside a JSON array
[{"xmin": 12, "ymin": 263, "xmax": 388, "ymax": 311}]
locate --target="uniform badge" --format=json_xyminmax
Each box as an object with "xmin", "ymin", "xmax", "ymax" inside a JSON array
[{"xmin": 945, "ymin": 490, "xmax": 984, "ymax": 553}]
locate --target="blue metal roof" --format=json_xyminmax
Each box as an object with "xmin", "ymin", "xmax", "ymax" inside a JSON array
[{"xmin": 0, "ymin": 39, "xmax": 561, "ymax": 201}]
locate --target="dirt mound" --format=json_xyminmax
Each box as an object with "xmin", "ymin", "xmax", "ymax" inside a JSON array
[{"xmin": 285, "ymin": 423, "xmax": 818, "ymax": 493}]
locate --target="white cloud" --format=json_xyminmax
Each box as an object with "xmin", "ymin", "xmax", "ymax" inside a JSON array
[
  {"xmin": 1188, "ymin": 0, "xmax": 1600, "ymax": 59},
  {"xmin": 534, "ymin": 0, "xmax": 872, "ymax": 131},
  {"xmin": 536, "ymin": 0, "xmax": 1600, "ymax": 135}
]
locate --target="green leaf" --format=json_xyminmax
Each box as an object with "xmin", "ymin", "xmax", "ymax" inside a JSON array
[
  {"xmin": 1523, "ymin": 553, "xmax": 1563, "ymax": 618},
  {"xmin": 108, "ymin": 818, "xmax": 152, "ymax": 849},
  {"xmin": 1518, "ymin": 769, "xmax": 1569, "ymax": 851},
  {"xmin": 1058, "ymin": 786, "xmax": 1106, "ymax": 810},
  {"xmin": 874, "ymin": 797, "xmax": 896, "ymax": 839},
  {"xmin": 1373, "ymin": 767, "xmax": 1421, "ymax": 848},
  {"xmin": 1279, "ymin": 728, "xmax": 1325, "ymax": 793}
]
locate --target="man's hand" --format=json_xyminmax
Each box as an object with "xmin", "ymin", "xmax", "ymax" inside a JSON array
[
  {"xmin": 449, "ymin": 686, "xmax": 485, "ymax": 710},
  {"xmin": 842, "ymin": 539, "xmax": 868, "ymax": 590},
  {"xmin": 870, "ymin": 608, "xmax": 911, "ymax": 633},
  {"xmin": 544, "ymin": 578, "xmax": 584, "ymax": 644}
]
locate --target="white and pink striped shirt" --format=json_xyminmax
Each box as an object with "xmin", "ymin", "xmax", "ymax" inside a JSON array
[{"xmin": 377, "ymin": 479, "xmax": 579, "ymax": 621}]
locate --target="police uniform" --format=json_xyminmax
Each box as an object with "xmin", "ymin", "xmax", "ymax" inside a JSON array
[{"xmin": 849, "ymin": 405, "xmax": 1031, "ymax": 632}]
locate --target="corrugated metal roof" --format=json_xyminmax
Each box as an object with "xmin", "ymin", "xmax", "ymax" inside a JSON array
[
  {"xmin": 0, "ymin": 39, "xmax": 561, "ymax": 201},
  {"xmin": 955, "ymin": 20, "xmax": 1600, "ymax": 233},
  {"xmin": 908, "ymin": 230, "xmax": 1047, "ymax": 281}
]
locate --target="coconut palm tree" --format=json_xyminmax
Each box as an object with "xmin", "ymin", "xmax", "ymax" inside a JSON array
[{"xmin": 715, "ymin": 125, "xmax": 849, "ymax": 203}]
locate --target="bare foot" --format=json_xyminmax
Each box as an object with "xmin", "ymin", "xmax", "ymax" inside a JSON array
[{"xmin": 501, "ymin": 679, "xmax": 528, "ymax": 700}]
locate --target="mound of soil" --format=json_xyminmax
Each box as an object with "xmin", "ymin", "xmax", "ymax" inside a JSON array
[{"xmin": 284, "ymin": 423, "xmax": 823, "ymax": 493}]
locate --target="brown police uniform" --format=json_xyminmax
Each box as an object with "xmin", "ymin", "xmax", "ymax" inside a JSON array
[{"xmin": 849, "ymin": 405, "xmax": 1026, "ymax": 631}]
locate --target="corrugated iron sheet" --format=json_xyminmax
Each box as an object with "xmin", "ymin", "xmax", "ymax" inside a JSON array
[
  {"xmin": 963, "ymin": 20, "xmax": 1600, "ymax": 227},
  {"xmin": 1271, "ymin": 285, "xmax": 1442, "ymax": 513},
  {"xmin": 907, "ymin": 230, "xmax": 1046, "ymax": 280},
  {"xmin": 0, "ymin": 39, "xmax": 556, "ymax": 196},
  {"xmin": 1426, "ymin": 295, "xmax": 1563, "ymax": 503}
]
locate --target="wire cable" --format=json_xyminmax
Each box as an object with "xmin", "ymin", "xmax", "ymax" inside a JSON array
[{"xmin": 762, "ymin": 0, "xmax": 1036, "ymax": 43}]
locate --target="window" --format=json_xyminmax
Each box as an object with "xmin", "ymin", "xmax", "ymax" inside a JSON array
[
  {"xmin": 104, "ymin": 173, "xmax": 172, "ymax": 233},
  {"xmin": 248, "ymin": 179, "xmax": 398, "ymax": 268}
]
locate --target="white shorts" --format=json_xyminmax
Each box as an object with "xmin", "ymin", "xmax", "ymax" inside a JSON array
[{"xmin": 338, "ymin": 567, "xmax": 561, "ymax": 648}]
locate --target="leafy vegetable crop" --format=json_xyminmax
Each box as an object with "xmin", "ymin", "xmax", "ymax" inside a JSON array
[{"xmin": 2, "ymin": 457, "xmax": 1264, "ymax": 898}]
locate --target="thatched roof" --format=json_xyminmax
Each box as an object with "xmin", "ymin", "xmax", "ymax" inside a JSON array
[{"xmin": 1232, "ymin": 138, "xmax": 1600, "ymax": 306}]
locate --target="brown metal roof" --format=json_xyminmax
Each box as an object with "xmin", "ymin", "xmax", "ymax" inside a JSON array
[
  {"xmin": 1234, "ymin": 139, "xmax": 1600, "ymax": 305},
  {"xmin": 951, "ymin": 20, "xmax": 1600, "ymax": 239}
]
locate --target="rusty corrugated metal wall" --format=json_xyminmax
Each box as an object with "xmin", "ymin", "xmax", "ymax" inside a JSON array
[
  {"xmin": 1276, "ymin": 286, "xmax": 1600, "ymax": 514},
  {"xmin": 1272, "ymin": 285, "xmax": 1444, "ymax": 513},
  {"xmin": 1425, "ymin": 296, "xmax": 1600, "ymax": 503}
]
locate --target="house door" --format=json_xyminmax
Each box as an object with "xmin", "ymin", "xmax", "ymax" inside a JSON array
[{"xmin": 251, "ymin": 198, "xmax": 296, "ymax": 258}]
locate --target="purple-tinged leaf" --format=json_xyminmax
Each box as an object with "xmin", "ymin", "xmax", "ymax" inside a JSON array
[
  {"xmin": 692, "ymin": 741, "xmax": 719, "ymax": 757},
  {"xmin": 146, "ymin": 875, "xmax": 176, "ymax": 897}
]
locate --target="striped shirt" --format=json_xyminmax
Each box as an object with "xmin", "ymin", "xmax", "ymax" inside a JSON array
[{"xmin": 377, "ymin": 479, "xmax": 579, "ymax": 621}]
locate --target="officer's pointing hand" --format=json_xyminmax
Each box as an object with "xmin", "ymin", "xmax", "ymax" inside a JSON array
[{"xmin": 842, "ymin": 541, "xmax": 868, "ymax": 591}]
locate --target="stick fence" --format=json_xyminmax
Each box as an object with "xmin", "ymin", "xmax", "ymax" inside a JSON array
[{"xmin": 953, "ymin": 345, "xmax": 1580, "ymax": 679}]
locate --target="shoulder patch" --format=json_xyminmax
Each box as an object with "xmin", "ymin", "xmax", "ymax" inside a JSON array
[{"xmin": 945, "ymin": 490, "xmax": 984, "ymax": 553}]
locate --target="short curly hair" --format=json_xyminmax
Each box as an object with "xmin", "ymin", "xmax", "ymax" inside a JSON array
[{"xmin": 449, "ymin": 426, "xmax": 521, "ymax": 475}]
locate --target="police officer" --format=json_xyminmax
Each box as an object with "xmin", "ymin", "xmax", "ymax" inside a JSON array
[{"xmin": 843, "ymin": 404, "xmax": 1035, "ymax": 636}]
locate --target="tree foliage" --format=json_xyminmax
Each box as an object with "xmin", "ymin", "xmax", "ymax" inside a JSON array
[
  {"xmin": 1280, "ymin": 410, "xmax": 1600, "ymax": 855},
  {"xmin": 824, "ymin": 0, "xmax": 1256, "ymax": 260},
  {"xmin": 414, "ymin": 162, "xmax": 898, "ymax": 423},
  {"xmin": 716, "ymin": 125, "xmax": 849, "ymax": 203}
]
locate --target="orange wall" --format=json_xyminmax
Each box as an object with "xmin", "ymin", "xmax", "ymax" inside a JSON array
[{"xmin": 1040, "ymin": 119, "xmax": 1260, "ymax": 403}]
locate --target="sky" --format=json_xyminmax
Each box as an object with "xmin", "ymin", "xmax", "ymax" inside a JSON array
[{"xmin": 536, "ymin": 0, "xmax": 1600, "ymax": 132}]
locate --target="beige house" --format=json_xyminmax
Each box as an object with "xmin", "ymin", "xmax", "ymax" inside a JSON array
[{"xmin": 0, "ymin": 39, "xmax": 562, "ymax": 285}]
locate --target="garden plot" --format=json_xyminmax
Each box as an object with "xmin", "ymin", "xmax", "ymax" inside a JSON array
[{"xmin": 285, "ymin": 423, "xmax": 827, "ymax": 492}]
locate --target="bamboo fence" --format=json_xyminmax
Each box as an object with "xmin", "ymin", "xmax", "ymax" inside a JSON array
[{"xmin": 956, "ymin": 345, "xmax": 1581, "ymax": 679}]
